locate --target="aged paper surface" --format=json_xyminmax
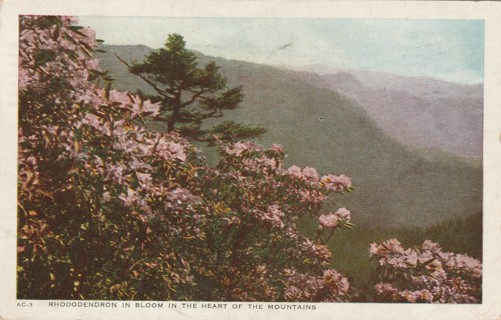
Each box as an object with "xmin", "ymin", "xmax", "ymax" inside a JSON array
[{"xmin": 1, "ymin": 0, "xmax": 501, "ymax": 319}]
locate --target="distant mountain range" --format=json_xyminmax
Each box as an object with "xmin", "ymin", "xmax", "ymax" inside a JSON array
[
  {"xmin": 96, "ymin": 45, "xmax": 482, "ymax": 228},
  {"xmin": 291, "ymin": 65, "xmax": 483, "ymax": 159}
]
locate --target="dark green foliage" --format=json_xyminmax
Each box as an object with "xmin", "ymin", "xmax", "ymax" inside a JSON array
[{"xmin": 205, "ymin": 121, "xmax": 267, "ymax": 145}]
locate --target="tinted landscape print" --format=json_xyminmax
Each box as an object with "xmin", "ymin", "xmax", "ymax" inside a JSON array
[{"xmin": 18, "ymin": 16, "xmax": 483, "ymax": 302}]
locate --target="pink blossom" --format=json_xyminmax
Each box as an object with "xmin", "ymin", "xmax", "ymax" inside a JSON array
[
  {"xmin": 241, "ymin": 157, "xmax": 277, "ymax": 172},
  {"xmin": 422, "ymin": 240, "xmax": 442, "ymax": 252},
  {"xmin": 256, "ymin": 156, "xmax": 277, "ymax": 168},
  {"xmin": 136, "ymin": 172, "xmax": 153, "ymax": 189},
  {"xmin": 78, "ymin": 27, "xmax": 97, "ymax": 47},
  {"xmin": 318, "ymin": 213, "xmax": 339, "ymax": 229},
  {"xmin": 382, "ymin": 238, "xmax": 404, "ymax": 254},
  {"xmin": 119, "ymin": 188, "xmax": 138, "ymax": 206},
  {"xmin": 369, "ymin": 243, "xmax": 379, "ymax": 256},
  {"xmin": 405, "ymin": 250, "xmax": 418, "ymax": 266},
  {"xmin": 18, "ymin": 68, "xmax": 34, "ymax": 89},
  {"xmin": 335, "ymin": 207, "xmax": 351, "ymax": 220},
  {"xmin": 320, "ymin": 174, "xmax": 352, "ymax": 192},
  {"xmin": 224, "ymin": 141, "xmax": 261, "ymax": 157},
  {"xmin": 154, "ymin": 138, "xmax": 187, "ymax": 162},
  {"xmin": 263, "ymin": 204, "xmax": 285, "ymax": 228},
  {"xmin": 85, "ymin": 58, "xmax": 99, "ymax": 71},
  {"xmin": 454, "ymin": 254, "xmax": 483, "ymax": 277},
  {"xmin": 108, "ymin": 89, "xmax": 131, "ymax": 105},
  {"xmin": 129, "ymin": 157, "xmax": 153, "ymax": 171},
  {"xmin": 167, "ymin": 187, "xmax": 199, "ymax": 206},
  {"xmin": 284, "ymin": 286, "xmax": 303, "ymax": 300},
  {"xmin": 375, "ymin": 283, "xmax": 398, "ymax": 295},
  {"xmin": 284, "ymin": 268, "xmax": 350, "ymax": 302},
  {"xmin": 81, "ymin": 113, "xmax": 102, "ymax": 129},
  {"xmin": 301, "ymin": 239, "xmax": 332, "ymax": 262},
  {"xmin": 302, "ymin": 167, "xmax": 319, "ymax": 182},
  {"xmin": 105, "ymin": 164, "xmax": 125, "ymax": 184},
  {"xmin": 251, "ymin": 204, "xmax": 285, "ymax": 228},
  {"xmin": 140, "ymin": 99, "xmax": 160, "ymax": 118},
  {"xmin": 339, "ymin": 276, "xmax": 350, "ymax": 293},
  {"xmin": 299, "ymin": 190, "xmax": 326, "ymax": 204},
  {"xmin": 123, "ymin": 94, "xmax": 160, "ymax": 120},
  {"xmin": 101, "ymin": 191, "xmax": 111, "ymax": 202},
  {"xmin": 286, "ymin": 165, "xmax": 321, "ymax": 184},
  {"xmin": 286, "ymin": 165, "xmax": 302, "ymax": 179},
  {"xmin": 270, "ymin": 143, "xmax": 283, "ymax": 153}
]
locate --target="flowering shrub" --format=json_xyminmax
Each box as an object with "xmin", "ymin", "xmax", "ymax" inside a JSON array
[
  {"xmin": 17, "ymin": 15, "xmax": 354, "ymax": 301},
  {"xmin": 369, "ymin": 239, "xmax": 482, "ymax": 303},
  {"xmin": 18, "ymin": 15, "xmax": 208, "ymax": 300},
  {"xmin": 198, "ymin": 140, "xmax": 354, "ymax": 301}
]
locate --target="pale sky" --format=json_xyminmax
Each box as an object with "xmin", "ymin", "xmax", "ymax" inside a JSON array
[{"xmin": 78, "ymin": 16, "xmax": 484, "ymax": 84}]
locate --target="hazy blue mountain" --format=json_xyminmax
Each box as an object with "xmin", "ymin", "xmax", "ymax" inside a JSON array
[
  {"xmin": 96, "ymin": 45, "xmax": 482, "ymax": 228},
  {"xmin": 292, "ymin": 65, "xmax": 483, "ymax": 159}
]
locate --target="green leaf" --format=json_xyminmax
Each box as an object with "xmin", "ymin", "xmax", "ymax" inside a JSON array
[{"xmin": 69, "ymin": 25, "xmax": 84, "ymax": 31}]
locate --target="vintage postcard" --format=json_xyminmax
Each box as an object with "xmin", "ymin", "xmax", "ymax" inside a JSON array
[{"xmin": 1, "ymin": 0, "xmax": 501, "ymax": 319}]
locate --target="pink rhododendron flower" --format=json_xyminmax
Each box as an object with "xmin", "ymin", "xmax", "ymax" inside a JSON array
[
  {"xmin": 335, "ymin": 207, "xmax": 351, "ymax": 220},
  {"xmin": 270, "ymin": 143, "xmax": 283, "ymax": 153},
  {"xmin": 78, "ymin": 27, "xmax": 97, "ymax": 47},
  {"xmin": 154, "ymin": 138, "xmax": 186, "ymax": 162},
  {"xmin": 369, "ymin": 242, "xmax": 379, "ymax": 256},
  {"xmin": 251, "ymin": 204, "xmax": 285, "ymax": 228},
  {"xmin": 302, "ymin": 166, "xmax": 319, "ymax": 182},
  {"xmin": 108, "ymin": 89, "xmax": 131, "ymax": 105},
  {"xmin": 286, "ymin": 165, "xmax": 302, "ymax": 178},
  {"xmin": 263, "ymin": 204, "xmax": 285, "ymax": 228},
  {"xmin": 136, "ymin": 172, "xmax": 153, "ymax": 189},
  {"xmin": 320, "ymin": 174, "xmax": 352, "ymax": 192},
  {"xmin": 167, "ymin": 187, "xmax": 199, "ymax": 206},
  {"xmin": 299, "ymin": 190, "xmax": 326, "ymax": 204},
  {"xmin": 119, "ymin": 188, "xmax": 138, "ymax": 206},
  {"xmin": 224, "ymin": 141, "xmax": 261, "ymax": 157},
  {"xmin": 318, "ymin": 213, "xmax": 339, "ymax": 229},
  {"xmin": 140, "ymin": 99, "xmax": 160, "ymax": 118},
  {"xmin": 301, "ymin": 239, "xmax": 332, "ymax": 263}
]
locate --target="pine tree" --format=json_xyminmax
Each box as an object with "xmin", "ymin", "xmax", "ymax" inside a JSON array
[{"xmin": 117, "ymin": 34, "xmax": 265, "ymax": 142}]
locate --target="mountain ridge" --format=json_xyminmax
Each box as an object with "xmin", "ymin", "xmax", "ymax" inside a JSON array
[
  {"xmin": 289, "ymin": 64, "xmax": 483, "ymax": 159},
  {"xmin": 96, "ymin": 44, "xmax": 482, "ymax": 228}
]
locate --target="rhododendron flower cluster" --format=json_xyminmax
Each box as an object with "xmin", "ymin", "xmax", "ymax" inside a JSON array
[
  {"xmin": 318, "ymin": 208, "xmax": 351, "ymax": 229},
  {"xmin": 369, "ymin": 239, "xmax": 482, "ymax": 303},
  {"xmin": 283, "ymin": 268, "xmax": 350, "ymax": 302},
  {"xmin": 321, "ymin": 174, "xmax": 352, "ymax": 192}
]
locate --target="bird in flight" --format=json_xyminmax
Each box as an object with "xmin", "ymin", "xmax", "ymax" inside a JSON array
[{"xmin": 279, "ymin": 43, "xmax": 293, "ymax": 50}]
